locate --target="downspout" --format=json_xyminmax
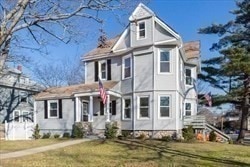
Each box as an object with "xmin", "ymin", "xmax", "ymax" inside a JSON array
[
  {"xmin": 132, "ymin": 53, "xmax": 135, "ymax": 138},
  {"xmin": 178, "ymin": 41, "xmax": 184, "ymax": 136},
  {"xmin": 152, "ymin": 17, "xmax": 155, "ymax": 138},
  {"xmin": 176, "ymin": 47, "xmax": 180, "ymax": 133}
]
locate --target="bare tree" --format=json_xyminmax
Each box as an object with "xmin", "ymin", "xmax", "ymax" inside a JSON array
[
  {"xmin": 32, "ymin": 56, "xmax": 84, "ymax": 88},
  {"xmin": 0, "ymin": 0, "xmax": 146, "ymax": 70}
]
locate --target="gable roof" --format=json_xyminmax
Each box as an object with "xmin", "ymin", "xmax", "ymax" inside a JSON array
[
  {"xmin": 129, "ymin": 3, "xmax": 155, "ymax": 21},
  {"xmin": 83, "ymin": 36, "xmax": 120, "ymax": 60},
  {"xmin": 35, "ymin": 81, "xmax": 118, "ymax": 100}
]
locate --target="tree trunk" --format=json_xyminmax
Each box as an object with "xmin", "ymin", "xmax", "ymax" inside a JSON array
[
  {"xmin": 237, "ymin": 75, "xmax": 250, "ymax": 143},
  {"xmin": 0, "ymin": 38, "xmax": 11, "ymax": 71}
]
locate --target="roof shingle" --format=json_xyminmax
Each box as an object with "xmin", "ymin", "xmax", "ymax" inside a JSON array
[
  {"xmin": 83, "ymin": 36, "xmax": 120, "ymax": 60},
  {"xmin": 35, "ymin": 81, "xmax": 118, "ymax": 100},
  {"xmin": 183, "ymin": 41, "xmax": 200, "ymax": 59}
]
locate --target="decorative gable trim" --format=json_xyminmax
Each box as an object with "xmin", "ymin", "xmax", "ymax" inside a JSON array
[{"xmin": 129, "ymin": 3, "xmax": 155, "ymax": 21}]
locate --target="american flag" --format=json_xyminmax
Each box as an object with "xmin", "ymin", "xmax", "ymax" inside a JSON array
[
  {"xmin": 98, "ymin": 77, "xmax": 107, "ymax": 105},
  {"xmin": 205, "ymin": 92, "xmax": 212, "ymax": 107}
]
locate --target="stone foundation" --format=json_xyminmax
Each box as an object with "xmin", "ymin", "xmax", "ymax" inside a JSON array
[{"xmin": 121, "ymin": 130, "xmax": 181, "ymax": 139}]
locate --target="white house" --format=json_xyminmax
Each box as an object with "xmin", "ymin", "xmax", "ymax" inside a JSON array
[{"xmin": 35, "ymin": 3, "xmax": 200, "ymax": 138}]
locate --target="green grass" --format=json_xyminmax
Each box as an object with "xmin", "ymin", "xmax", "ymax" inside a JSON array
[
  {"xmin": 0, "ymin": 138, "xmax": 67, "ymax": 153},
  {"xmin": 1, "ymin": 139, "xmax": 250, "ymax": 167}
]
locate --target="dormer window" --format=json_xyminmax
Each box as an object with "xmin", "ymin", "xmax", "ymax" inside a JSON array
[{"xmin": 138, "ymin": 21, "xmax": 146, "ymax": 39}]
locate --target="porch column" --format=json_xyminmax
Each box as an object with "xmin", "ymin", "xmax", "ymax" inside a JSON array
[
  {"xmin": 106, "ymin": 95, "xmax": 110, "ymax": 122},
  {"xmin": 89, "ymin": 96, "xmax": 93, "ymax": 122},
  {"xmin": 75, "ymin": 97, "xmax": 80, "ymax": 122}
]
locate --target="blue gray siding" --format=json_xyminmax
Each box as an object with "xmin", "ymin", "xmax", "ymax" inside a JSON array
[{"xmin": 36, "ymin": 99, "xmax": 75, "ymax": 134}]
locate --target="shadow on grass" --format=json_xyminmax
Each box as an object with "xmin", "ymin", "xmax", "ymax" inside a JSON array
[{"xmin": 114, "ymin": 139, "xmax": 250, "ymax": 167}]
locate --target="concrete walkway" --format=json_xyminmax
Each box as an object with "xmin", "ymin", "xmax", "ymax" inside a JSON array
[{"xmin": 0, "ymin": 139, "xmax": 92, "ymax": 160}]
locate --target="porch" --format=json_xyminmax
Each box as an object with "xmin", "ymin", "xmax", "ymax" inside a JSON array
[{"xmin": 74, "ymin": 90, "xmax": 121, "ymax": 130}]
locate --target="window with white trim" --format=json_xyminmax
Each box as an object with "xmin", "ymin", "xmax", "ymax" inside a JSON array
[
  {"xmin": 159, "ymin": 50, "xmax": 170, "ymax": 73},
  {"xmin": 186, "ymin": 69, "xmax": 192, "ymax": 85},
  {"xmin": 14, "ymin": 110, "xmax": 20, "ymax": 122},
  {"xmin": 100, "ymin": 61, "xmax": 107, "ymax": 79},
  {"xmin": 185, "ymin": 103, "xmax": 191, "ymax": 116},
  {"xmin": 123, "ymin": 56, "xmax": 131, "ymax": 79},
  {"xmin": 49, "ymin": 101, "xmax": 58, "ymax": 118},
  {"xmin": 138, "ymin": 22, "xmax": 145, "ymax": 39},
  {"xmin": 19, "ymin": 91, "xmax": 28, "ymax": 103},
  {"xmin": 22, "ymin": 111, "xmax": 29, "ymax": 122},
  {"xmin": 159, "ymin": 96, "xmax": 170, "ymax": 117},
  {"xmin": 123, "ymin": 98, "xmax": 131, "ymax": 119},
  {"xmin": 139, "ymin": 97, "xmax": 149, "ymax": 118}
]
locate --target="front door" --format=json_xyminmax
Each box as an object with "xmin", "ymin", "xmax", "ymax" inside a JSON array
[{"xmin": 81, "ymin": 102, "xmax": 88, "ymax": 122}]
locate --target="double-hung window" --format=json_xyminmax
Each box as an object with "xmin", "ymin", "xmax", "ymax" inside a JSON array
[
  {"xmin": 159, "ymin": 50, "xmax": 170, "ymax": 73},
  {"xmin": 123, "ymin": 56, "xmax": 131, "ymax": 79},
  {"xmin": 138, "ymin": 22, "xmax": 145, "ymax": 39},
  {"xmin": 49, "ymin": 101, "xmax": 58, "ymax": 118},
  {"xmin": 100, "ymin": 62, "xmax": 107, "ymax": 80},
  {"xmin": 186, "ymin": 69, "xmax": 192, "ymax": 85},
  {"xmin": 159, "ymin": 96, "xmax": 170, "ymax": 117},
  {"xmin": 22, "ymin": 111, "xmax": 29, "ymax": 122},
  {"xmin": 185, "ymin": 103, "xmax": 191, "ymax": 116},
  {"xmin": 14, "ymin": 110, "xmax": 20, "ymax": 122},
  {"xmin": 123, "ymin": 98, "xmax": 131, "ymax": 119},
  {"xmin": 139, "ymin": 97, "xmax": 149, "ymax": 118}
]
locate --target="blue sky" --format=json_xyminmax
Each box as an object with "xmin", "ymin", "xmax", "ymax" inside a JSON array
[
  {"xmin": 29, "ymin": 0, "xmax": 236, "ymax": 67},
  {"xmin": 25, "ymin": 0, "xmax": 236, "ymax": 99},
  {"xmin": 20, "ymin": 0, "xmax": 236, "ymax": 112}
]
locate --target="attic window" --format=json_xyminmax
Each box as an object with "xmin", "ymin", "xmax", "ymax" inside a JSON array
[{"xmin": 138, "ymin": 22, "xmax": 146, "ymax": 39}]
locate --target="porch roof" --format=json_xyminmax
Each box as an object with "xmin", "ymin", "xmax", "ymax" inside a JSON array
[{"xmin": 35, "ymin": 81, "xmax": 118, "ymax": 100}]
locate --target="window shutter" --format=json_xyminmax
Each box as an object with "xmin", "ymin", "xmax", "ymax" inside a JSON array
[
  {"xmin": 100, "ymin": 102, "xmax": 104, "ymax": 115},
  {"xmin": 112, "ymin": 100, "xmax": 116, "ymax": 115},
  {"xmin": 59, "ymin": 99, "xmax": 62, "ymax": 119},
  {"xmin": 107, "ymin": 59, "xmax": 111, "ymax": 80},
  {"xmin": 44, "ymin": 100, "xmax": 48, "ymax": 119},
  {"xmin": 94, "ymin": 61, "xmax": 99, "ymax": 82}
]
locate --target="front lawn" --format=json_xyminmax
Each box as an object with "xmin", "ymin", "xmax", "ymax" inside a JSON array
[
  {"xmin": 1, "ymin": 139, "xmax": 250, "ymax": 167},
  {"xmin": 0, "ymin": 138, "xmax": 68, "ymax": 153}
]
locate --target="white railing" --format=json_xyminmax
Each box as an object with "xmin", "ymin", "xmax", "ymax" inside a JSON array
[
  {"xmin": 183, "ymin": 115, "xmax": 231, "ymax": 141},
  {"xmin": 5, "ymin": 121, "xmax": 34, "ymax": 140},
  {"xmin": 183, "ymin": 115, "xmax": 206, "ymax": 129}
]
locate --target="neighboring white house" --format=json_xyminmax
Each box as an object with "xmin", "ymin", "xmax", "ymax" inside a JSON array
[
  {"xmin": 0, "ymin": 66, "xmax": 42, "ymax": 139},
  {"xmin": 0, "ymin": 66, "xmax": 41, "ymax": 123},
  {"xmin": 35, "ymin": 3, "xmax": 200, "ymax": 138}
]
